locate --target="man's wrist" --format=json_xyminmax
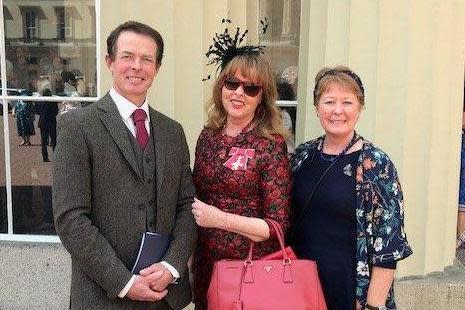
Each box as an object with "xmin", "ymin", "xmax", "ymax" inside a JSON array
[
  {"xmin": 118, "ymin": 275, "xmax": 137, "ymax": 298},
  {"xmin": 160, "ymin": 261, "xmax": 179, "ymax": 283}
]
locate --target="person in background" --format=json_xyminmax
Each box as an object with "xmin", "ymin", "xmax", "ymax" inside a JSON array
[
  {"xmin": 277, "ymin": 78, "xmax": 296, "ymax": 153},
  {"xmin": 59, "ymin": 71, "xmax": 81, "ymax": 114},
  {"xmin": 14, "ymin": 47, "xmax": 31, "ymax": 90},
  {"xmin": 13, "ymin": 96, "xmax": 35, "ymax": 146},
  {"xmin": 50, "ymin": 56, "xmax": 65, "ymax": 94},
  {"xmin": 35, "ymin": 89, "xmax": 58, "ymax": 162},
  {"xmin": 71, "ymin": 69, "xmax": 87, "ymax": 96},
  {"xmin": 290, "ymin": 66, "xmax": 412, "ymax": 310},
  {"xmin": 457, "ymin": 86, "xmax": 465, "ymax": 249},
  {"xmin": 191, "ymin": 33, "xmax": 291, "ymax": 309},
  {"xmin": 62, "ymin": 71, "xmax": 79, "ymax": 96}
]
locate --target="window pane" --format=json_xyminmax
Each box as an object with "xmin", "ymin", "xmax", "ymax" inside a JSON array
[
  {"xmin": 4, "ymin": 0, "xmax": 97, "ymax": 97},
  {"xmin": 9, "ymin": 98, "xmax": 55, "ymax": 234},
  {"xmin": 258, "ymin": 0, "xmax": 300, "ymax": 98},
  {"xmin": 254, "ymin": 0, "xmax": 301, "ymax": 152},
  {"xmin": 2, "ymin": 0, "xmax": 97, "ymax": 235},
  {"xmin": 1, "ymin": 103, "xmax": 6, "ymax": 233},
  {"xmin": 1, "ymin": 51, "xmax": 7, "ymax": 233},
  {"xmin": 8, "ymin": 99, "xmax": 95, "ymax": 235}
]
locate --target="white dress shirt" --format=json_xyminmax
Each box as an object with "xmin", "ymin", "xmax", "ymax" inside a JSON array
[
  {"xmin": 109, "ymin": 88, "xmax": 180, "ymax": 298},
  {"xmin": 110, "ymin": 88, "xmax": 151, "ymax": 137}
]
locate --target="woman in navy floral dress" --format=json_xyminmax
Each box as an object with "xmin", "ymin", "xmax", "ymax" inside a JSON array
[
  {"xmin": 191, "ymin": 51, "xmax": 291, "ymax": 309},
  {"xmin": 290, "ymin": 66, "xmax": 412, "ymax": 310},
  {"xmin": 14, "ymin": 99, "xmax": 35, "ymax": 146}
]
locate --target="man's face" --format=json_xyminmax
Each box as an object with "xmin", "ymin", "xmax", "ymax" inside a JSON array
[{"xmin": 105, "ymin": 31, "xmax": 159, "ymax": 106}]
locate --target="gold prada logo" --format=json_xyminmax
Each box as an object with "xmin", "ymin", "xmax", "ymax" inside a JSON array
[{"xmin": 264, "ymin": 265, "xmax": 273, "ymax": 273}]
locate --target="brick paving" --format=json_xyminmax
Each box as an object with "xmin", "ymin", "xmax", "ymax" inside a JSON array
[
  {"xmin": 1, "ymin": 112, "xmax": 54, "ymax": 234},
  {"xmin": 0, "ymin": 113, "xmax": 53, "ymax": 186}
]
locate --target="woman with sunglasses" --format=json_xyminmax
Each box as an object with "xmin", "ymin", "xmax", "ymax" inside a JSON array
[
  {"xmin": 289, "ymin": 66, "xmax": 412, "ymax": 310},
  {"xmin": 191, "ymin": 49, "xmax": 291, "ymax": 309}
]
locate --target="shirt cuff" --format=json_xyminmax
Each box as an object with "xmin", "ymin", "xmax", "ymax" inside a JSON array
[
  {"xmin": 160, "ymin": 261, "xmax": 180, "ymax": 283},
  {"xmin": 118, "ymin": 275, "xmax": 137, "ymax": 298}
]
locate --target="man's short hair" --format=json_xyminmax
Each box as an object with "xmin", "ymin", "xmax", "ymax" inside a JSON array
[{"xmin": 107, "ymin": 21, "xmax": 164, "ymax": 66}]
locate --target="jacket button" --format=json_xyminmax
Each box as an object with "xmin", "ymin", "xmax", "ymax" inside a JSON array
[
  {"xmin": 147, "ymin": 178, "xmax": 153, "ymax": 184},
  {"xmin": 145, "ymin": 157, "xmax": 151, "ymax": 163},
  {"xmin": 149, "ymin": 199, "xmax": 155, "ymax": 205},
  {"xmin": 137, "ymin": 204, "xmax": 145, "ymax": 210}
]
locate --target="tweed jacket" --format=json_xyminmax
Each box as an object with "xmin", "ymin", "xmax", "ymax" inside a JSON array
[
  {"xmin": 290, "ymin": 136, "xmax": 412, "ymax": 309},
  {"xmin": 53, "ymin": 93, "xmax": 197, "ymax": 310}
]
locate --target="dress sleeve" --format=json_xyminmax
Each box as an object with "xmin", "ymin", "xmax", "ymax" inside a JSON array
[
  {"xmin": 192, "ymin": 128, "xmax": 207, "ymax": 200},
  {"xmin": 369, "ymin": 154, "xmax": 413, "ymax": 265},
  {"xmin": 259, "ymin": 137, "xmax": 291, "ymax": 236}
]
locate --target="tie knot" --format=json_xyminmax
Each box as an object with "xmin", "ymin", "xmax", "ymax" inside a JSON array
[{"xmin": 132, "ymin": 109, "xmax": 147, "ymax": 124}]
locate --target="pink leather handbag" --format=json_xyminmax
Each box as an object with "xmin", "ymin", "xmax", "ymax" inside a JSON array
[{"xmin": 207, "ymin": 219, "xmax": 327, "ymax": 310}]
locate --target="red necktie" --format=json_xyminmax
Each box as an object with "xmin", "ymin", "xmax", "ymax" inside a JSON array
[{"xmin": 132, "ymin": 109, "xmax": 149, "ymax": 149}]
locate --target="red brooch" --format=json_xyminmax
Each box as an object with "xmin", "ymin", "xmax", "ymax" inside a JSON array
[{"xmin": 223, "ymin": 147, "xmax": 255, "ymax": 170}]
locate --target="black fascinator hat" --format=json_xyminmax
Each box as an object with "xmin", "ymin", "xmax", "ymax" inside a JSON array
[{"xmin": 205, "ymin": 26, "xmax": 264, "ymax": 74}]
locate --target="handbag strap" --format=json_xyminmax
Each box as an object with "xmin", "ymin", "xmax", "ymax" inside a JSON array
[
  {"xmin": 237, "ymin": 219, "xmax": 293, "ymax": 304},
  {"xmin": 264, "ymin": 218, "xmax": 284, "ymax": 242},
  {"xmin": 246, "ymin": 219, "xmax": 288, "ymax": 262},
  {"xmin": 290, "ymin": 133, "xmax": 361, "ymax": 240}
]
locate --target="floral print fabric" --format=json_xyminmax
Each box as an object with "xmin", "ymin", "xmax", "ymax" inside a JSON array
[
  {"xmin": 15, "ymin": 100, "xmax": 35, "ymax": 137},
  {"xmin": 192, "ymin": 127, "xmax": 291, "ymax": 309},
  {"xmin": 291, "ymin": 136, "xmax": 412, "ymax": 309},
  {"xmin": 459, "ymin": 129, "xmax": 465, "ymax": 211}
]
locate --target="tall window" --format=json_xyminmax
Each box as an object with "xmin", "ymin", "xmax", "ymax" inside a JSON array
[
  {"xmin": 0, "ymin": 58, "xmax": 6, "ymax": 234},
  {"xmin": 1, "ymin": 0, "xmax": 99, "ymax": 241},
  {"xmin": 56, "ymin": 7, "xmax": 67, "ymax": 40},
  {"xmin": 250, "ymin": 0, "xmax": 301, "ymax": 152},
  {"xmin": 24, "ymin": 9, "xmax": 39, "ymax": 41},
  {"xmin": 55, "ymin": 7, "xmax": 75, "ymax": 41}
]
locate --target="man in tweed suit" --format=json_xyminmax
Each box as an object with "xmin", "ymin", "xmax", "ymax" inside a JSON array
[{"xmin": 53, "ymin": 21, "xmax": 196, "ymax": 309}]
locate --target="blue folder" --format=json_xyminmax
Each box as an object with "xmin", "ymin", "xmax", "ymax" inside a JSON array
[{"xmin": 131, "ymin": 232, "xmax": 171, "ymax": 274}]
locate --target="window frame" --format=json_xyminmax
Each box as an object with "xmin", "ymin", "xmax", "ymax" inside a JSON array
[{"xmin": 0, "ymin": 0, "xmax": 101, "ymax": 243}]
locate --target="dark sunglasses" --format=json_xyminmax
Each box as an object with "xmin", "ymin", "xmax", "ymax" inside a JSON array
[{"xmin": 223, "ymin": 77, "xmax": 262, "ymax": 97}]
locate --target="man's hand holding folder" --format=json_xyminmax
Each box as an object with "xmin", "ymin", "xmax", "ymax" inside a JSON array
[
  {"xmin": 129, "ymin": 232, "xmax": 173, "ymax": 295},
  {"xmin": 127, "ymin": 269, "xmax": 168, "ymax": 301},
  {"xmin": 139, "ymin": 263, "xmax": 174, "ymax": 292},
  {"xmin": 132, "ymin": 232, "xmax": 171, "ymax": 274}
]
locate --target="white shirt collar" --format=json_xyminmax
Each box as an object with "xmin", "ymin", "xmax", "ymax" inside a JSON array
[{"xmin": 109, "ymin": 87, "xmax": 150, "ymax": 123}]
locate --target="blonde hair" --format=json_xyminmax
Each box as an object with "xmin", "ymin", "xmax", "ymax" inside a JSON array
[
  {"xmin": 313, "ymin": 65, "xmax": 365, "ymax": 106},
  {"xmin": 205, "ymin": 52, "xmax": 289, "ymax": 140}
]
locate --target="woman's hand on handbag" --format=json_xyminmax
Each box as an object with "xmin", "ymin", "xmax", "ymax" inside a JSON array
[{"xmin": 192, "ymin": 197, "xmax": 226, "ymax": 228}]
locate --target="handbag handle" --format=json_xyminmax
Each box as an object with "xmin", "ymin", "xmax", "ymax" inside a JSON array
[
  {"xmin": 235, "ymin": 219, "xmax": 293, "ymax": 306},
  {"xmin": 245, "ymin": 219, "xmax": 289, "ymax": 264}
]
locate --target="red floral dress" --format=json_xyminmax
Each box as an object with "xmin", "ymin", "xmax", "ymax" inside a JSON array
[{"xmin": 192, "ymin": 127, "xmax": 291, "ymax": 309}]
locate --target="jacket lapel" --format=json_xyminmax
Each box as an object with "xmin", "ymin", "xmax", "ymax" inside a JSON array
[
  {"xmin": 149, "ymin": 108, "xmax": 165, "ymax": 199},
  {"xmin": 97, "ymin": 93, "xmax": 143, "ymax": 180}
]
